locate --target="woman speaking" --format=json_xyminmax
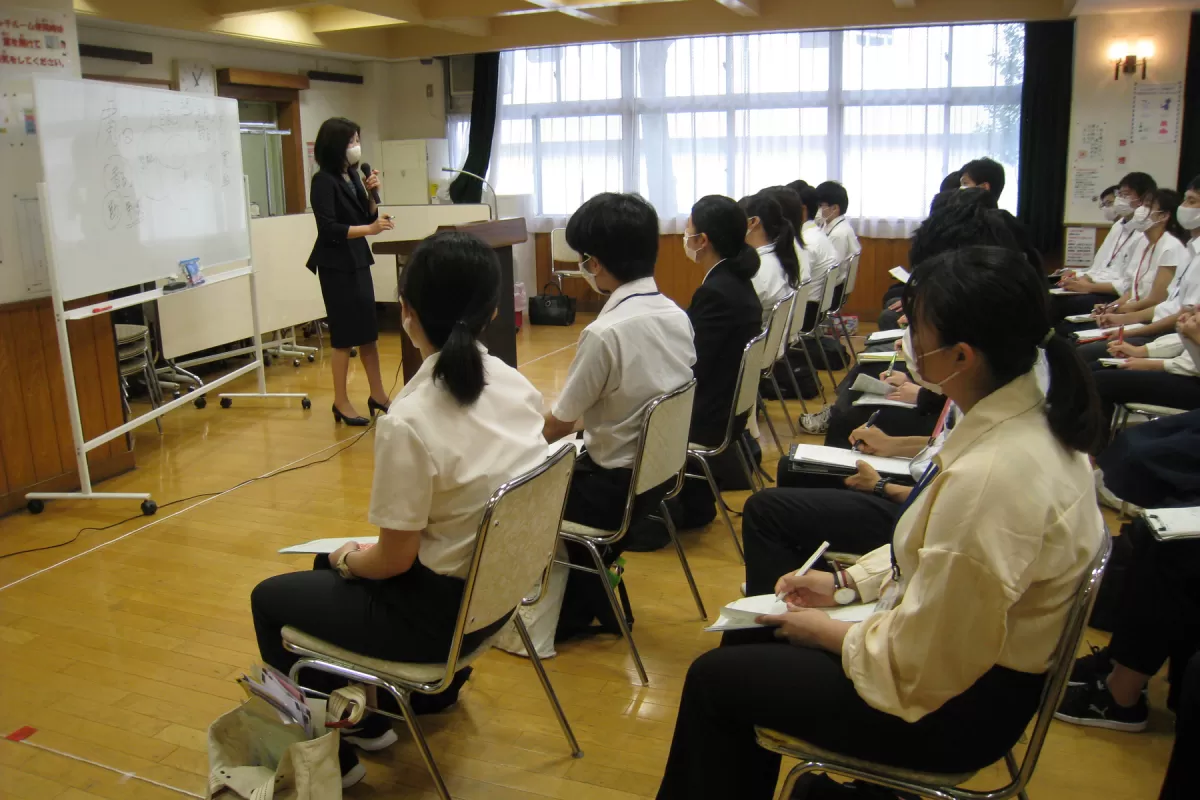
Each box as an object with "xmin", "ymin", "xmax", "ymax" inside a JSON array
[{"xmin": 307, "ymin": 117, "xmax": 395, "ymax": 426}]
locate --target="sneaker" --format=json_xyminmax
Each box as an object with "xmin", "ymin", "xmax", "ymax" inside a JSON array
[
  {"xmin": 343, "ymin": 713, "xmax": 398, "ymax": 751},
  {"xmin": 339, "ymin": 742, "xmax": 366, "ymax": 789},
  {"xmin": 1069, "ymin": 644, "xmax": 1112, "ymax": 686},
  {"xmin": 740, "ymin": 582, "xmax": 747, "ymax": 597},
  {"xmin": 800, "ymin": 408, "xmax": 832, "ymax": 435},
  {"xmin": 1054, "ymin": 679, "xmax": 1149, "ymax": 732}
]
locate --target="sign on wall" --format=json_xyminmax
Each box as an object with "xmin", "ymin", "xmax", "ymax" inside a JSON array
[
  {"xmin": 1132, "ymin": 82, "xmax": 1182, "ymax": 145},
  {"xmin": 0, "ymin": 8, "xmax": 72, "ymax": 76}
]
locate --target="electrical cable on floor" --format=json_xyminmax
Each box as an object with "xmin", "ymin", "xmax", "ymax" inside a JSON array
[{"xmin": 0, "ymin": 358, "xmax": 405, "ymax": 561}]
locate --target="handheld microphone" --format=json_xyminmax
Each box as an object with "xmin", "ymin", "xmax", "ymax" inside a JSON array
[{"xmin": 360, "ymin": 162, "xmax": 380, "ymax": 203}]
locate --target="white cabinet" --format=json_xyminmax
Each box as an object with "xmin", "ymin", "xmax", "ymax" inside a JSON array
[{"xmin": 380, "ymin": 138, "xmax": 449, "ymax": 205}]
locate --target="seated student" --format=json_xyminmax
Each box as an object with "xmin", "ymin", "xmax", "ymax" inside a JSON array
[
  {"xmin": 542, "ymin": 192, "xmax": 696, "ymax": 625},
  {"xmin": 1099, "ymin": 406, "xmax": 1200, "ymax": 509},
  {"xmin": 655, "ymin": 246, "xmax": 1105, "ymax": 800},
  {"xmin": 250, "ymin": 232, "xmax": 548, "ymax": 788},
  {"xmin": 958, "ymin": 156, "xmax": 1007, "ymax": 200},
  {"xmin": 1057, "ymin": 172, "xmax": 1157, "ymax": 316},
  {"xmin": 787, "ymin": 180, "xmax": 840, "ymax": 283},
  {"xmin": 815, "ymin": 180, "xmax": 862, "ymax": 265},
  {"xmin": 1075, "ymin": 188, "xmax": 1189, "ymax": 363},
  {"xmin": 740, "ymin": 190, "xmax": 802, "ymax": 320},
  {"xmin": 760, "ymin": 185, "xmax": 812, "ymax": 285},
  {"xmin": 1090, "ymin": 308, "xmax": 1200, "ymax": 438},
  {"xmin": 667, "ymin": 195, "xmax": 765, "ymax": 531},
  {"xmin": 744, "ymin": 402, "xmax": 958, "ymax": 596},
  {"xmin": 1091, "ymin": 178, "xmax": 1200, "ymax": 344}
]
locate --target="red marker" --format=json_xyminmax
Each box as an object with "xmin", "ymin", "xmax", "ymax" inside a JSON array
[
  {"xmin": 1118, "ymin": 325, "xmax": 1125, "ymax": 345},
  {"xmin": 92, "ymin": 305, "xmax": 112, "ymax": 314}
]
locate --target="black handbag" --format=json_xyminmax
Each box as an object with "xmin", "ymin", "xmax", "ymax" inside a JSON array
[{"xmin": 529, "ymin": 282, "xmax": 577, "ymax": 326}]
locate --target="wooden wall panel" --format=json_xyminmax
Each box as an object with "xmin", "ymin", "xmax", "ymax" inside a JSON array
[
  {"xmin": 532, "ymin": 232, "xmax": 911, "ymax": 319},
  {"xmin": 0, "ymin": 297, "xmax": 134, "ymax": 516}
]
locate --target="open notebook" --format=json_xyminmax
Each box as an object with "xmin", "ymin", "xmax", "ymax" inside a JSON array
[
  {"xmin": 1141, "ymin": 507, "xmax": 1200, "ymax": 541},
  {"xmin": 865, "ymin": 329, "xmax": 905, "ymax": 345},
  {"xmin": 705, "ymin": 594, "xmax": 879, "ymax": 632},
  {"xmin": 1072, "ymin": 323, "xmax": 1144, "ymax": 341},
  {"xmin": 786, "ymin": 444, "xmax": 912, "ymax": 478},
  {"xmin": 859, "ymin": 350, "xmax": 908, "ymax": 363}
]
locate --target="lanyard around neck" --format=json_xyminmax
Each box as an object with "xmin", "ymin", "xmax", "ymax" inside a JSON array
[
  {"xmin": 609, "ymin": 291, "xmax": 661, "ymax": 311},
  {"xmin": 890, "ymin": 462, "xmax": 940, "ymax": 581},
  {"xmin": 1132, "ymin": 238, "xmax": 1160, "ymax": 301}
]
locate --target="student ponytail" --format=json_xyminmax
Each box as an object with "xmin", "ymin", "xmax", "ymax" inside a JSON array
[
  {"xmin": 399, "ymin": 231, "xmax": 500, "ymax": 405},
  {"xmin": 739, "ymin": 191, "xmax": 801, "ymax": 288},
  {"xmin": 766, "ymin": 186, "xmax": 807, "ymax": 250},
  {"xmin": 691, "ymin": 194, "xmax": 760, "ymax": 282},
  {"xmin": 903, "ymin": 246, "xmax": 1102, "ymax": 454}
]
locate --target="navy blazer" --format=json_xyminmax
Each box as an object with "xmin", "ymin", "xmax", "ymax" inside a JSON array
[{"xmin": 306, "ymin": 168, "xmax": 379, "ymax": 274}]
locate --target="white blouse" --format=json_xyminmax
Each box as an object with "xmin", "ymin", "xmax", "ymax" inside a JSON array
[
  {"xmin": 751, "ymin": 243, "xmax": 792, "ymax": 322},
  {"xmin": 1116, "ymin": 234, "xmax": 1188, "ymax": 301}
]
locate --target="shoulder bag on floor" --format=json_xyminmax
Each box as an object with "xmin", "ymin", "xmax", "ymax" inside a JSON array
[{"xmin": 529, "ymin": 283, "xmax": 577, "ymax": 326}]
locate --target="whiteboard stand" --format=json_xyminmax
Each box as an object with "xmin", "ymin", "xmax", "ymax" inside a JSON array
[{"xmin": 24, "ymin": 180, "xmax": 310, "ymax": 517}]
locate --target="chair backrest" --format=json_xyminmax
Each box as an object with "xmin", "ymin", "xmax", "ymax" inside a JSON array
[
  {"xmin": 447, "ymin": 444, "xmax": 577, "ymax": 676},
  {"xmin": 818, "ymin": 260, "xmax": 845, "ymax": 314},
  {"xmin": 1007, "ymin": 530, "xmax": 1112, "ymax": 794},
  {"xmin": 844, "ymin": 253, "xmax": 861, "ymax": 295},
  {"xmin": 550, "ymin": 228, "xmax": 582, "ymax": 263},
  {"xmin": 788, "ymin": 276, "xmax": 820, "ymax": 344},
  {"xmin": 760, "ymin": 291, "xmax": 796, "ymax": 371}
]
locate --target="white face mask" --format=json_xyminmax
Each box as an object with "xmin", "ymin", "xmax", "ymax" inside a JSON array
[
  {"xmin": 683, "ymin": 232, "xmax": 701, "ymax": 263},
  {"xmin": 1178, "ymin": 206, "xmax": 1200, "ymax": 231},
  {"xmin": 902, "ymin": 328, "xmax": 963, "ymax": 395},
  {"xmin": 1112, "ymin": 196, "xmax": 1135, "ymax": 219},
  {"xmin": 1101, "ymin": 205, "xmax": 1120, "ymax": 223},
  {"xmin": 580, "ymin": 257, "xmax": 610, "ymax": 295},
  {"xmin": 346, "ymin": 144, "xmax": 362, "ymax": 165},
  {"xmin": 1127, "ymin": 205, "xmax": 1158, "ymax": 232}
]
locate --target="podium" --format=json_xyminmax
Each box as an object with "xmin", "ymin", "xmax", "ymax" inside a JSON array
[{"xmin": 373, "ymin": 218, "xmax": 527, "ymax": 384}]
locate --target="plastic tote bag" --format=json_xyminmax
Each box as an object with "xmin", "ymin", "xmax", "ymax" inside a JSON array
[{"xmin": 206, "ymin": 694, "xmax": 345, "ymax": 800}]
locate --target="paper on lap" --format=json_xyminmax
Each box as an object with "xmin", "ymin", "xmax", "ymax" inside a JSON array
[
  {"xmin": 789, "ymin": 443, "xmax": 912, "ymax": 476},
  {"xmin": 889, "ymin": 267, "xmax": 910, "ymax": 283},
  {"xmin": 853, "ymin": 396, "xmax": 918, "ymax": 409},
  {"xmin": 866, "ymin": 329, "xmax": 905, "ymax": 345},
  {"xmin": 279, "ymin": 537, "xmax": 379, "ymax": 554},
  {"xmin": 851, "ymin": 373, "xmax": 893, "ymax": 395},
  {"xmin": 704, "ymin": 594, "xmax": 879, "ymax": 631}
]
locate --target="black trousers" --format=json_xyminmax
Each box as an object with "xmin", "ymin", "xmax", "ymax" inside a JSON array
[
  {"xmin": 1161, "ymin": 650, "xmax": 1200, "ymax": 799},
  {"xmin": 742, "ymin": 488, "xmax": 900, "ymax": 596},
  {"xmin": 656, "ymin": 629, "xmax": 1045, "ymax": 800},
  {"xmin": 1100, "ymin": 409, "xmax": 1200, "ymax": 507},
  {"xmin": 824, "ymin": 362, "xmax": 937, "ymax": 448},
  {"xmin": 1093, "ymin": 370, "xmax": 1200, "ymax": 438},
  {"xmin": 251, "ymin": 557, "xmax": 509, "ymax": 697}
]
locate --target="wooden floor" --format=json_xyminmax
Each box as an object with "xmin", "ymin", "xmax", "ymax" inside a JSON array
[{"xmin": 0, "ymin": 318, "xmax": 1176, "ymax": 799}]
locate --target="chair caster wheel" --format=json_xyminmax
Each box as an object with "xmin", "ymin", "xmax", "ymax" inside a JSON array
[
  {"xmin": 263, "ymin": 354, "xmax": 273, "ymax": 367},
  {"xmin": 301, "ymin": 397, "xmax": 312, "ymax": 410},
  {"xmin": 350, "ymin": 348, "xmax": 358, "ymax": 357},
  {"xmin": 27, "ymin": 499, "xmax": 45, "ymax": 515},
  {"xmin": 172, "ymin": 390, "xmax": 182, "ymax": 400},
  {"xmin": 307, "ymin": 354, "xmax": 315, "ymax": 362},
  {"xmin": 220, "ymin": 397, "xmax": 233, "ymax": 409},
  {"xmin": 141, "ymin": 499, "xmax": 157, "ymax": 516},
  {"xmin": 293, "ymin": 358, "xmax": 301, "ymax": 367},
  {"xmin": 194, "ymin": 396, "xmax": 207, "ymax": 409}
]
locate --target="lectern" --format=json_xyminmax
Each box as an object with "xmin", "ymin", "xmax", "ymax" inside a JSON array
[{"xmin": 373, "ymin": 218, "xmax": 527, "ymax": 384}]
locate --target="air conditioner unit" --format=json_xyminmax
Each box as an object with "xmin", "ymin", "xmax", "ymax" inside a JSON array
[{"xmin": 448, "ymin": 55, "xmax": 474, "ymax": 96}]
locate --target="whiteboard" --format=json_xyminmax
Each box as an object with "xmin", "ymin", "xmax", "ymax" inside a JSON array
[
  {"xmin": 33, "ymin": 77, "xmax": 249, "ymax": 301},
  {"xmin": 159, "ymin": 204, "xmax": 491, "ymax": 360}
]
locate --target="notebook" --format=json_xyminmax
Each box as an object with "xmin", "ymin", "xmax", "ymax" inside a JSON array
[
  {"xmin": 1072, "ymin": 323, "xmax": 1144, "ymax": 341},
  {"xmin": 1050, "ymin": 288, "xmax": 1083, "ymax": 295},
  {"xmin": 704, "ymin": 594, "xmax": 879, "ymax": 632},
  {"xmin": 866, "ymin": 329, "xmax": 905, "ymax": 345},
  {"xmin": 786, "ymin": 444, "xmax": 912, "ymax": 478},
  {"xmin": 850, "ymin": 373, "xmax": 892, "ymax": 395},
  {"xmin": 889, "ymin": 266, "xmax": 911, "ymax": 284},
  {"xmin": 1098, "ymin": 358, "xmax": 1128, "ymax": 368},
  {"xmin": 1141, "ymin": 507, "xmax": 1200, "ymax": 541},
  {"xmin": 853, "ymin": 396, "xmax": 918, "ymax": 409},
  {"xmin": 1066, "ymin": 314, "xmax": 1096, "ymax": 323},
  {"xmin": 279, "ymin": 537, "xmax": 379, "ymax": 554},
  {"xmin": 859, "ymin": 350, "xmax": 908, "ymax": 363}
]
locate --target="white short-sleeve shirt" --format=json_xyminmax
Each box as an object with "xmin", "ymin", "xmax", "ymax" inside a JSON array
[
  {"xmin": 801, "ymin": 221, "xmax": 840, "ymax": 281},
  {"xmin": 1154, "ymin": 237, "xmax": 1200, "ymax": 322},
  {"xmin": 368, "ymin": 351, "xmax": 549, "ymax": 578},
  {"xmin": 551, "ymin": 277, "xmax": 696, "ymax": 469},
  {"xmin": 822, "ymin": 215, "xmax": 862, "ymax": 264},
  {"xmin": 1085, "ymin": 219, "xmax": 1142, "ymax": 284},
  {"xmin": 751, "ymin": 243, "xmax": 791, "ymax": 321},
  {"xmin": 1115, "ymin": 233, "xmax": 1188, "ymax": 301}
]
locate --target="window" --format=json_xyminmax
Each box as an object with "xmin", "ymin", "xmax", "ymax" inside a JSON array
[{"xmin": 463, "ymin": 24, "xmax": 1023, "ymax": 235}]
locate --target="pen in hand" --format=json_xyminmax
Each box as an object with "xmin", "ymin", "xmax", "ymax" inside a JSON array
[
  {"xmin": 851, "ymin": 409, "xmax": 882, "ymax": 453},
  {"xmin": 776, "ymin": 541, "xmax": 831, "ymax": 602}
]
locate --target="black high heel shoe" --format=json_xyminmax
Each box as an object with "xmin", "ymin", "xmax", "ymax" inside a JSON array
[
  {"xmin": 332, "ymin": 404, "xmax": 370, "ymax": 426},
  {"xmin": 367, "ymin": 396, "xmax": 390, "ymax": 416}
]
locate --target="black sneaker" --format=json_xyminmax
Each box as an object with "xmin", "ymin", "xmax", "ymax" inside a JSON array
[
  {"xmin": 1069, "ymin": 644, "xmax": 1112, "ymax": 686},
  {"xmin": 339, "ymin": 741, "xmax": 366, "ymax": 789},
  {"xmin": 1054, "ymin": 679, "xmax": 1148, "ymax": 732},
  {"xmin": 343, "ymin": 713, "xmax": 398, "ymax": 751}
]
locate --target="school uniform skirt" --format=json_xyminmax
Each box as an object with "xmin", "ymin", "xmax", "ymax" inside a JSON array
[{"xmin": 317, "ymin": 265, "xmax": 379, "ymax": 349}]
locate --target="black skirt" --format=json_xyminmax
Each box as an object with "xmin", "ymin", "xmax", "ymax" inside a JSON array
[{"xmin": 317, "ymin": 266, "xmax": 378, "ymax": 349}]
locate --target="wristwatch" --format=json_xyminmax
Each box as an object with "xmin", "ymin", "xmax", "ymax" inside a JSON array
[
  {"xmin": 873, "ymin": 478, "xmax": 892, "ymax": 499},
  {"xmin": 832, "ymin": 568, "xmax": 858, "ymax": 605},
  {"xmin": 333, "ymin": 548, "xmax": 356, "ymax": 579}
]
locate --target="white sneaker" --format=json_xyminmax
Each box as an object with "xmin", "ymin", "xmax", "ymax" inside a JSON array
[
  {"xmin": 342, "ymin": 762, "xmax": 367, "ymax": 789},
  {"xmin": 740, "ymin": 582, "xmax": 747, "ymax": 596},
  {"xmin": 800, "ymin": 408, "xmax": 831, "ymax": 435}
]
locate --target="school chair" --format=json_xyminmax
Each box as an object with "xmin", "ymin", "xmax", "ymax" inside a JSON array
[
  {"xmin": 801, "ymin": 260, "xmax": 848, "ymax": 392},
  {"xmin": 115, "ymin": 323, "xmax": 164, "ymax": 435},
  {"xmin": 557, "ymin": 380, "xmax": 705, "ymax": 686},
  {"xmin": 755, "ymin": 531, "xmax": 1112, "ymax": 800},
  {"xmin": 758, "ymin": 290, "xmax": 799, "ymax": 454},
  {"xmin": 781, "ymin": 274, "xmax": 828, "ymax": 406},
  {"xmin": 1110, "ymin": 402, "xmax": 1188, "ymax": 444},
  {"xmin": 687, "ymin": 330, "xmax": 770, "ymax": 564},
  {"xmin": 550, "ymin": 227, "xmax": 585, "ymax": 291},
  {"xmin": 281, "ymin": 444, "xmax": 582, "ymax": 800},
  {"xmin": 828, "ymin": 252, "xmax": 862, "ymax": 365}
]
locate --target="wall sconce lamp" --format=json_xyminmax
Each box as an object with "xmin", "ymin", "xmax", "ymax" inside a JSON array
[{"xmin": 1110, "ymin": 39, "xmax": 1155, "ymax": 80}]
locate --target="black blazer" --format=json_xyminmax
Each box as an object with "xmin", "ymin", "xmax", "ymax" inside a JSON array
[
  {"xmin": 687, "ymin": 261, "xmax": 764, "ymax": 447},
  {"xmin": 306, "ymin": 168, "xmax": 379, "ymax": 274}
]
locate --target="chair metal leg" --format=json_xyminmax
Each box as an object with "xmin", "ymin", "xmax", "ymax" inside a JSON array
[
  {"xmin": 768, "ymin": 371, "xmax": 798, "ymax": 435},
  {"xmin": 662, "ymin": 501, "xmax": 706, "ymax": 619},
  {"xmin": 512, "ymin": 614, "xmax": 583, "ymax": 757},
  {"xmin": 759, "ymin": 395, "xmax": 784, "ymax": 455},
  {"xmin": 782, "ymin": 350, "xmax": 813, "ymax": 413},
  {"xmin": 811, "ymin": 329, "xmax": 839, "ymax": 389},
  {"xmin": 743, "ymin": 432, "xmax": 772, "ymax": 487},
  {"xmin": 689, "ymin": 452, "xmax": 743, "ymax": 562},
  {"xmin": 583, "ymin": 538, "xmax": 649, "ymax": 685},
  {"xmin": 834, "ymin": 315, "xmax": 858, "ymax": 365},
  {"xmin": 385, "ymin": 684, "xmax": 451, "ymax": 800},
  {"xmin": 142, "ymin": 362, "xmax": 163, "ymax": 434},
  {"xmin": 735, "ymin": 435, "xmax": 761, "ymax": 493}
]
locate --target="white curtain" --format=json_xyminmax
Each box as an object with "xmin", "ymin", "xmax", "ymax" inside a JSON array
[{"xmin": 454, "ymin": 24, "xmax": 1024, "ymax": 236}]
